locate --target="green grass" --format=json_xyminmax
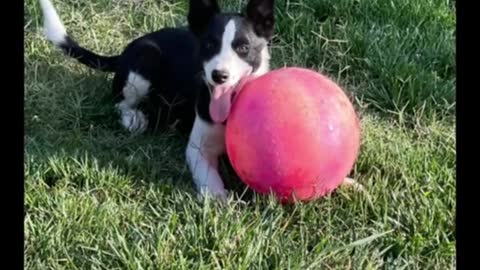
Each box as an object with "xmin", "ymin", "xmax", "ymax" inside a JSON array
[{"xmin": 24, "ymin": 0, "xmax": 455, "ymax": 268}]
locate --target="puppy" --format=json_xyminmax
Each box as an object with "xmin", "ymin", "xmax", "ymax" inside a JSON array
[{"xmin": 39, "ymin": 0, "xmax": 361, "ymax": 201}]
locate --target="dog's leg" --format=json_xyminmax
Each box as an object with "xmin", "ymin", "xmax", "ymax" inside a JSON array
[
  {"xmin": 115, "ymin": 71, "xmax": 150, "ymax": 134},
  {"xmin": 186, "ymin": 115, "xmax": 228, "ymax": 202},
  {"xmin": 340, "ymin": 177, "xmax": 365, "ymax": 192}
]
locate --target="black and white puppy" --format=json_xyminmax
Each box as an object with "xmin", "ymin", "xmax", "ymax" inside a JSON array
[
  {"xmin": 40, "ymin": 0, "xmax": 362, "ymax": 201},
  {"xmin": 39, "ymin": 0, "xmax": 275, "ymax": 200}
]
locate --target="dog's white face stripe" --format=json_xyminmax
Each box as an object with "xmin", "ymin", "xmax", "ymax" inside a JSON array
[
  {"xmin": 254, "ymin": 47, "xmax": 271, "ymax": 76},
  {"xmin": 203, "ymin": 20, "xmax": 252, "ymax": 87}
]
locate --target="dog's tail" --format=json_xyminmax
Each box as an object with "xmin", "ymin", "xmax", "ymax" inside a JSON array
[{"xmin": 39, "ymin": 0, "xmax": 119, "ymax": 72}]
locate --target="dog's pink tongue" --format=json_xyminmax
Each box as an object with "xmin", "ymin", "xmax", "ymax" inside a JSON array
[{"xmin": 209, "ymin": 87, "xmax": 232, "ymax": 123}]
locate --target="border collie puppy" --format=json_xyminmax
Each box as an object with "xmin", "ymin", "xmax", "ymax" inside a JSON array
[
  {"xmin": 39, "ymin": 0, "xmax": 275, "ymax": 200},
  {"xmin": 39, "ymin": 0, "xmax": 362, "ymax": 201}
]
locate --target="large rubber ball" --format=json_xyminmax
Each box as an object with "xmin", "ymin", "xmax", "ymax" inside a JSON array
[{"xmin": 225, "ymin": 67, "xmax": 360, "ymax": 202}]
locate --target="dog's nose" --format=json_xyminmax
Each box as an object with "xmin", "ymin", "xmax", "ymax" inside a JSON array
[{"xmin": 212, "ymin": 69, "xmax": 229, "ymax": 84}]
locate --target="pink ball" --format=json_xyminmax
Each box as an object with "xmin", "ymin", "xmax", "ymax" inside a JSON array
[{"xmin": 226, "ymin": 67, "xmax": 360, "ymax": 202}]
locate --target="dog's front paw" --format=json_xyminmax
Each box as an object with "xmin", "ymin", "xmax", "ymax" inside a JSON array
[
  {"xmin": 340, "ymin": 177, "xmax": 365, "ymax": 192},
  {"xmin": 197, "ymin": 184, "xmax": 229, "ymax": 203},
  {"xmin": 194, "ymin": 171, "xmax": 229, "ymax": 203}
]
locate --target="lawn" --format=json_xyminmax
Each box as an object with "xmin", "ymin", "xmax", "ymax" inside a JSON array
[{"xmin": 24, "ymin": 0, "xmax": 456, "ymax": 269}]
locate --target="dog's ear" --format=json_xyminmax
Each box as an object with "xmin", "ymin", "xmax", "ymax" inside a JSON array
[
  {"xmin": 245, "ymin": 0, "xmax": 275, "ymax": 40},
  {"xmin": 188, "ymin": 0, "xmax": 220, "ymax": 36}
]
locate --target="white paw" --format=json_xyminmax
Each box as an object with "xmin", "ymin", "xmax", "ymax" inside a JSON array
[
  {"xmin": 341, "ymin": 177, "xmax": 365, "ymax": 192},
  {"xmin": 194, "ymin": 172, "xmax": 228, "ymax": 203},
  {"xmin": 197, "ymin": 185, "xmax": 228, "ymax": 203},
  {"xmin": 117, "ymin": 105, "xmax": 148, "ymax": 134}
]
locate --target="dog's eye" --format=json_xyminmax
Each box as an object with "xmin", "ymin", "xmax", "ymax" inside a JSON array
[{"xmin": 236, "ymin": 44, "xmax": 250, "ymax": 54}]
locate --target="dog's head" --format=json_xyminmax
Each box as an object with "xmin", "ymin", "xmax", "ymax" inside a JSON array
[{"xmin": 188, "ymin": 0, "xmax": 275, "ymax": 123}]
